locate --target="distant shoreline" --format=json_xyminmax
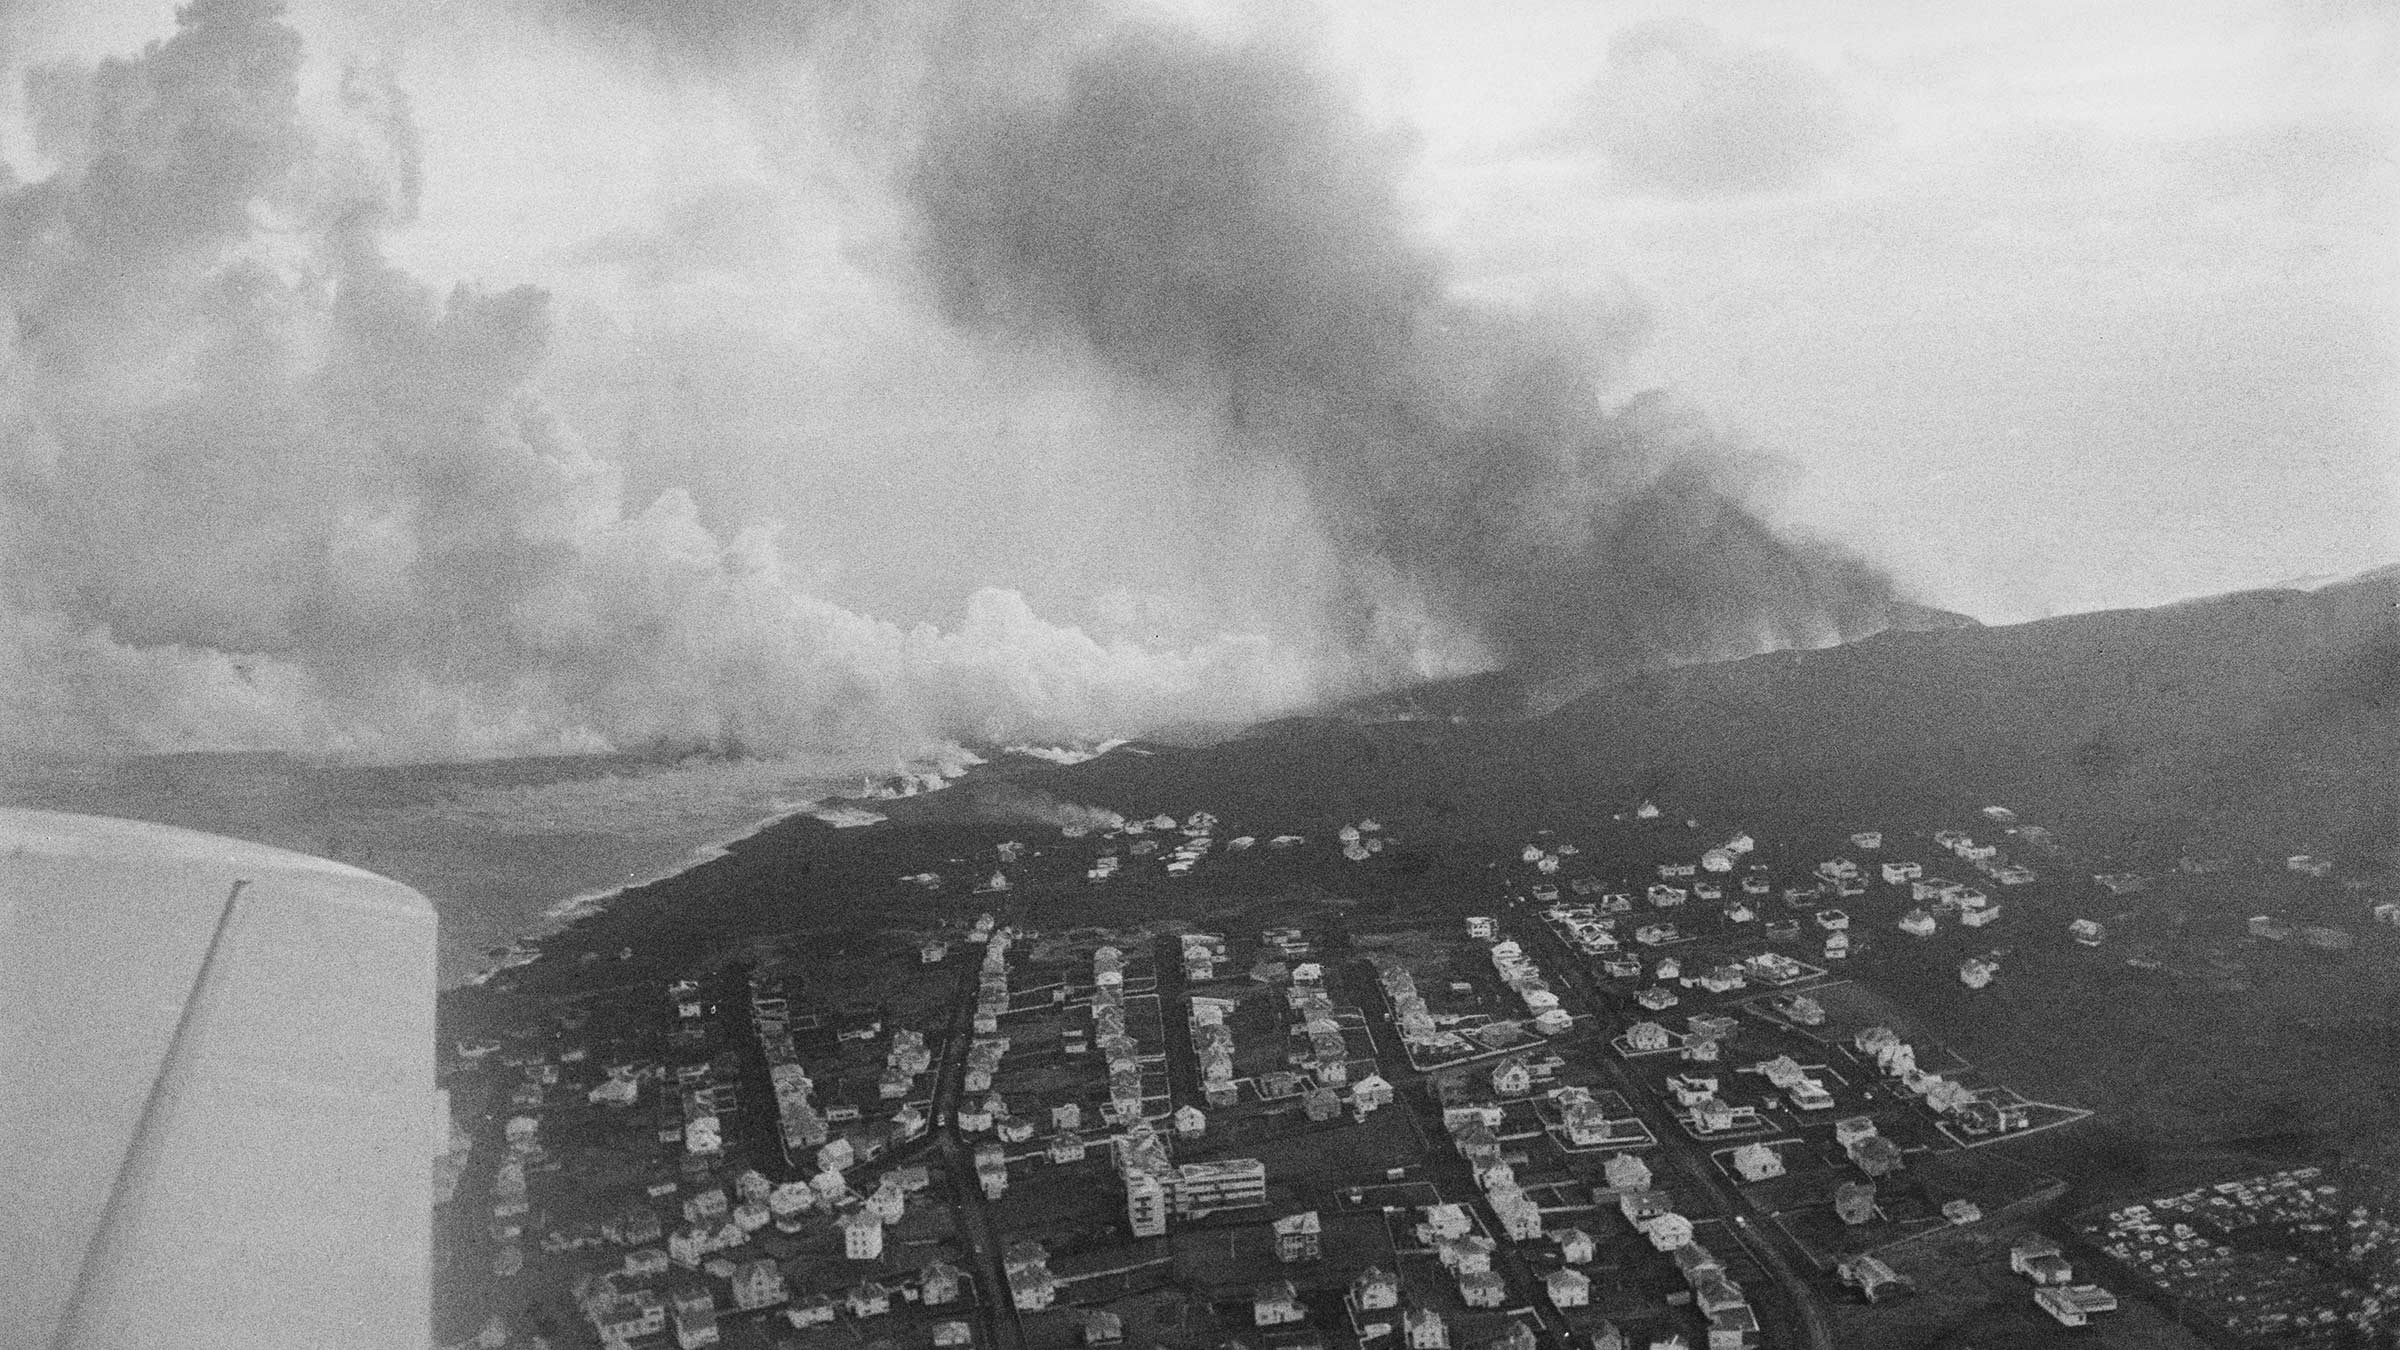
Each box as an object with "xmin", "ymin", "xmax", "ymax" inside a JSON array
[
  {"xmin": 461, "ymin": 797, "xmax": 822, "ymax": 988},
  {"xmin": 461, "ymin": 749, "xmax": 1004, "ymax": 987}
]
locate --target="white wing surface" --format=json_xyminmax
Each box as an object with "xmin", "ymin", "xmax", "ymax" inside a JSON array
[{"xmin": 0, "ymin": 808, "xmax": 437, "ymax": 1350}]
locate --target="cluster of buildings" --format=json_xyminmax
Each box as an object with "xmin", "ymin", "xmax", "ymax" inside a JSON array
[
  {"xmin": 1181, "ymin": 931, "xmax": 1226, "ymax": 983},
  {"xmin": 1443, "ymin": 1101, "xmax": 1545, "ymax": 1242},
  {"xmin": 486, "ymin": 1108, "xmax": 540, "ymax": 1277},
  {"xmin": 1812, "ymin": 857, "xmax": 1868, "ymax": 899},
  {"xmin": 1373, "ymin": 957, "xmax": 1467, "ymax": 1064},
  {"xmin": 1091, "ymin": 945, "xmax": 1148, "ymax": 1125},
  {"xmin": 2001, "ymin": 1236, "xmax": 2119, "ymax": 1328},
  {"xmin": 1282, "ymin": 962, "xmax": 1354, "ymax": 1089},
  {"xmin": 1620, "ymin": 1011, "xmax": 1739, "ymax": 1065},
  {"xmin": 1907, "ymin": 876, "xmax": 2000, "ymax": 928},
  {"xmin": 759, "ymin": 985, "xmax": 826, "ymax": 1158},
  {"xmin": 1252, "ymin": 957, "xmax": 1393, "ymax": 1121},
  {"xmin": 1340, "ymin": 819, "xmax": 1387, "ymax": 862},
  {"xmin": 881, "ymin": 1028, "xmax": 933, "ymax": 1101},
  {"xmin": 1599, "ymin": 1168, "xmax": 1760, "ymax": 1348},
  {"xmin": 1551, "ymin": 1084, "xmax": 1646, "ymax": 1149},
  {"xmin": 1745, "ymin": 1054, "xmax": 1835, "ymax": 1114},
  {"xmin": 1164, "ymin": 831, "xmax": 1215, "ymax": 876},
  {"xmin": 2082, "ymin": 1166, "xmax": 2400, "ymax": 1344},
  {"xmin": 971, "ymin": 918, "xmax": 1013, "ymax": 1036},
  {"xmin": 550, "ymin": 948, "xmax": 963, "ymax": 1350},
  {"xmin": 1111, "ymin": 1111, "xmax": 1268, "ymax": 1239},
  {"xmin": 1005, "ymin": 1238, "xmax": 1063, "ymax": 1313},
  {"xmin": 1665, "ymin": 1071, "xmax": 1760, "ymax": 1137},
  {"xmin": 1488, "ymin": 937, "xmax": 1576, "ymax": 1036},
  {"xmin": 1081, "ymin": 811, "xmax": 1236, "ymax": 879},
  {"xmin": 1189, "ymin": 992, "xmax": 1240, "ymax": 1107},
  {"xmin": 1831, "ymin": 1114, "xmax": 1903, "ymax": 1181},
  {"xmin": 1851, "ymin": 1027, "xmax": 2025, "ymax": 1135},
  {"xmin": 1935, "ymin": 829, "xmax": 2036, "ymax": 887}
]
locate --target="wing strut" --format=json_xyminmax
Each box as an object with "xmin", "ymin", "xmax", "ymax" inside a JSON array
[{"xmin": 49, "ymin": 878, "xmax": 248, "ymax": 1350}]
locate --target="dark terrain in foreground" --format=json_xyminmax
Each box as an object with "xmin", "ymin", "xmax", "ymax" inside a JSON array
[{"xmin": 441, "ymin": 567, "xmax": 2400, "ymax": 1349}]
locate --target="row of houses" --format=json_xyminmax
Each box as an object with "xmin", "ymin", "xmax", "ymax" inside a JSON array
[
  {"xmin": 1851, "ymin": 1027, "xmax": 2025, "ymax": 1134},
  {"xmin": 1443, "ymin": 1111, "xmax": 1544, "ymax": 1245},
  {"xmin": 1603, "ymin": 1176, "xmax": 1760, "ymax": 1348},
  {"xmin": 1284, "ymin": 965, "xmax": 1353, "ymax": 1086},
  {"xmin": 1911, "ymin": 877, "xmax": 2001, "ymax": 926},
  {"xmin": 1092, "ymin": 946, "xmax": 1148, "ymax": 1125},
  {"xmin": 1489, "ymin": 937, "xmax": 1577, "ymax": 1036},
  {"xmin": 586, "ymin": 1181, "xmax": 953, "ymax": 1348},
  {"xmin": 972, "ymin": 924, "xmax": 1016, "ymax": 1036},
  {"xmin": 1373, "ymin": 958, "xmax": 1458, "ymax": 1060},
  {"xmin": 1191, "ymin": 994, "xmax": 1240, "ymax": 1107},
  {"xmin": 1552, "ymin": 1084, "xmax": 1645, "ymax": 1149},
  {"xmin": 1182, "ymin": 931, "xmax": 1227, "ymax": 983},
  {"xmin": 758, "ymin": 973, "xmax": 829, "ymax": 1155},
  {"xmin": 882, "ymin": 1028, "xmax": 933, "ymax": 1100}
]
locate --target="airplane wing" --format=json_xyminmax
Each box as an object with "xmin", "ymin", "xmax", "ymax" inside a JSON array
[{"xmin": 0, "ymin": 808, "xmax": 437, "ymax": 1350}]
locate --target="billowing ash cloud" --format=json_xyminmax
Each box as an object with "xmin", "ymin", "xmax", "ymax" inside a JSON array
[
  {"xmin": 500, "ymin": 0, "xmax": 1898, "ymax": 675},
  {"xmin": 0, "ymin": 0, "xmax": 1312, "ymax": 762},
  {"xmin": 3, "ymin": 0, "xmax": 1904, "ymax": 766},
  {"xmin": 904, "ymin": 19, "xmax": 1895, "ymax": 676}
]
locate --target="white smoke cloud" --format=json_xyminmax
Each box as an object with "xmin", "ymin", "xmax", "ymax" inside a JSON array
[{"xmin": 0, "ymin": 0, "xmax": 1324, "ymax": 765}]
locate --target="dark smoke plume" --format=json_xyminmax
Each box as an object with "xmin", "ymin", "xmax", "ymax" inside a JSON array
[
  {"xmin": 907, "ymin": 21, "xmax": 1896, "ymax": 676},
  {"xmin": 507, "ymin": 0, "xmax": 1899, "ymax": 674},
  {"xmin": 0, "ymin": 0, "xmax": 1309, "ymax": 762},
  {"xmin": 1, "ymin": 0, "xmax": 1909, "ymax": 766}
]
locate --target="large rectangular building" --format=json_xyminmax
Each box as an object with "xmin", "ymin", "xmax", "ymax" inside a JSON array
[
  {"xmin": 1174, "ymin": 1160, "xmax": 1267, "ymax": 1217},
  {"xmin": 1125, "ymin": 1171, "xmax": 1169, "ymax": 1237}
]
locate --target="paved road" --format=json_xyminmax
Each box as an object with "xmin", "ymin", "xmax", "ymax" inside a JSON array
[
  {"xmin": 931, "ymin": 930, "xmax": 1028, "ymax": 1350},
  {"xmin": 1512, "ymin": 898, "xmax": 1839, "ymax": 1350}
]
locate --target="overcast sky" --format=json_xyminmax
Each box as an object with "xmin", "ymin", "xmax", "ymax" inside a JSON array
[
  {"xmin": 1323, "ymin": 0, "xmax": 2400, "ymax": 621},
  {"xmin": 7, "ymin": 0, "xmax": 2390, "ymax": 630}
]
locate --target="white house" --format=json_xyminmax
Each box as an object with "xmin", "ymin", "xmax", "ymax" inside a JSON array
[
  {"xmin": 840, "ymin": 1210, "xmax": 884, "ymax": 1261},
  {"xmin": 1642, "ymin": 1211, "xmax": 1695, "ymax": 1251},
  {"xmin": 1545, "ymin": 1268, "xmax": 1591, "ymax": 1309},
  {"xmin": 1420, "ymin": 1203, "xmax": 1475, "ymax": 1242},
  {"xmin": 1253, "ymin": 1280, "xmax": 1306, "ymax": 1326},
  {"xmin": 1352, "ymin": 1266, "xmax": 1400, "ymax": 1311},
  {"xmin": 1732, "ymin": 1143, "xmax": 1784, "ymax": 1182},
  {"xmin": 1603, "ymin": 1152, "xmax": 1652, "ymax": 1193}
]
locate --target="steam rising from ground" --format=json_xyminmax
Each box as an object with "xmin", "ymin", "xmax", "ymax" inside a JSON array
[
  {"xmin": 0, "ymin": 0, "xmax": 1312, "ymax": 763},
  {"xmin": 0, "ymin": 0, "xmax": 1896, "ymax": 766}
]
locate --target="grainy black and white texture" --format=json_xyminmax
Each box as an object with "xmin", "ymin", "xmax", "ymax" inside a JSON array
[{"xmin": 0, "ymin": 0, "xmax": 2389, "ymax": 764}]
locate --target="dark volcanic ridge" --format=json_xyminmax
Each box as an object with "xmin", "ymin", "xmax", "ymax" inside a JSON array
[
  {"xmin": 1325, "ymin": 597, "xmax": 1986, "ymax": 725},
  {"xmin": 963, "ymin": 567, "xmax": 2400, "ymax": 860},
  {"xmin": 447, "ymin": 563, "xmax": 2398, "ymax": 965}
]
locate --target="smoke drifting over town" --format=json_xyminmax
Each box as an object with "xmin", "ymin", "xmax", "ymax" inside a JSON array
[
  {"xmin": 0, "ymin": 0, "xmax": 1896, "ymax": 765},
  {"xmin": 907, "ymin": 17, "xmax": 1895, "ymax": 673}
]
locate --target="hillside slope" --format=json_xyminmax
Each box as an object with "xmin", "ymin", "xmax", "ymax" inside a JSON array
[{"xmin": 1024, "ymin": 568, "xmax": 2400, "ymax": 865}]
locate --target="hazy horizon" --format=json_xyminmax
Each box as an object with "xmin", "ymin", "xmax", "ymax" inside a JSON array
[{"xmin": 1, "ymin": 0, "xmax": 2391, "ymax": 768}]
